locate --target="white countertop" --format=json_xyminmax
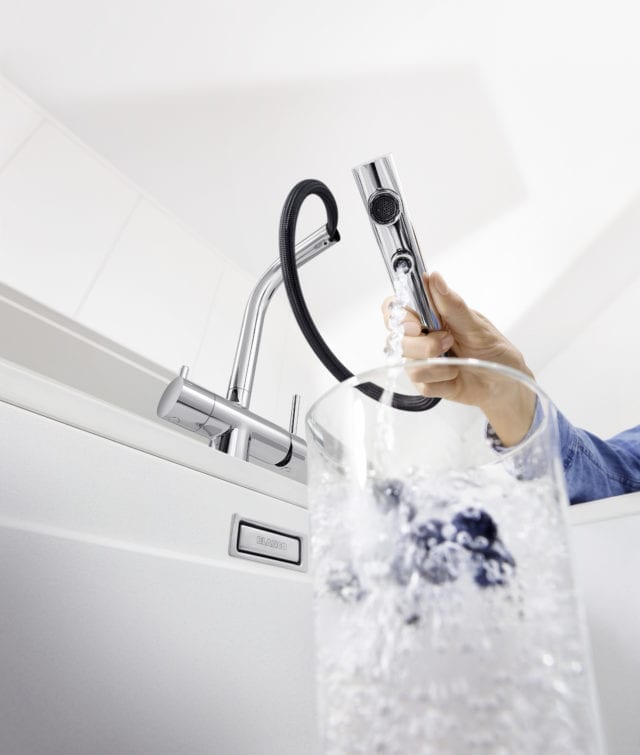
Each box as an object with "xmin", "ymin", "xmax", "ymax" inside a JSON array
[
  {"xmin": 0, "ymin": 355, "xmax": 308, "ymax": 507},
  {"xmin": 567, "ymin": 489, "xmax": 640, "ymax": 525}
]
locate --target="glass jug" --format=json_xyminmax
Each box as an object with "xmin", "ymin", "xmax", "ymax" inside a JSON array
[{"xmin": 305, "ymin": 358, "xmax": 603, "ymax": 755}]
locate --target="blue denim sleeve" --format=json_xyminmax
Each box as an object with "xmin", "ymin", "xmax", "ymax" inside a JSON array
[{"xmin": 557, "ymin": 410, "xmax": 640, "ymax": 504}]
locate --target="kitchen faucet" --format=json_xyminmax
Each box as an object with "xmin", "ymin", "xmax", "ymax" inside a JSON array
[
  {"xmin": 158, "ymin": 154, "xmax": 439, "ymax": 482},
  {"xmin": 157, "ymin": 225, "xmax": 339, "ymax": 483}
]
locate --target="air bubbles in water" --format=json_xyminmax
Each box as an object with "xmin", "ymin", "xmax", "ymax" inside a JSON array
[
  {"xmin": 384, "ymin": 267, "xmax": 412, "ymax": 363},
  {"xmin": 311, "ymin": 467, "xmax": 601, "ymax": 754}
]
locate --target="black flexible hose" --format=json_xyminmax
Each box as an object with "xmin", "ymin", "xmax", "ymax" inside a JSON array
[{"xmin": 279, "ymin": 179, "xmax": 440, "ymax": 412}]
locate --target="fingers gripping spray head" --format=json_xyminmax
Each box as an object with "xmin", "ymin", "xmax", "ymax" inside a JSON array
[{"xmin": 353, "ymin": 154, "xmax": 441, "ymax": 333}]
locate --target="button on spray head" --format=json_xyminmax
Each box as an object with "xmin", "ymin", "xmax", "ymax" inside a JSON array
[{"xmin": 353, "ymin": 154, "xmax": 441, "ymax": 333}]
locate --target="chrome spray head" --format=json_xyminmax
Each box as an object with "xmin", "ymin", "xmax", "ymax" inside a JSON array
[{"xmin": 353, "ymin": 154, "xmax": 441, "ymax": 332}]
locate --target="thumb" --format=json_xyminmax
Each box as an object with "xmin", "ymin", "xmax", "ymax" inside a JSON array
[{"xmin": 426, "ymin": 272, "xmax": 476, "ymax": 332}]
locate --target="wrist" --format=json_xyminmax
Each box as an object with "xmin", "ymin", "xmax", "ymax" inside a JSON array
[
  {"xmin": 481, "ymin": 377, "xmax": 537, "ymax": 448},
  {"xmin": 506, "ymin": 349, "xmax": 534, "ymax": 381}
]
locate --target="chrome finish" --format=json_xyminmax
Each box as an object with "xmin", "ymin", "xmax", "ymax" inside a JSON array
[
  {"xmin": 227, "ymin": 225, "xmax": 338, "ymax": 408},
  {"xmin": 288, "ymin": 394, "xmax": 301, "ymax": 436},
  {"xmin": 157, "ymin": 372, "xmax": 229, "ymax": 440},
  {"xmin": 289, "ymin": 434, "xmax": 306, "ymax": 473},
  {"xmin": 238, "ymin": 522, "xmax": 300, "ymax": 563},
  {"xmin": 353, "ymin": 154, "xmax": 441, "ymax": 332},
  {"xmin": 158, "ymin": 372, "xmax": 307, "ymax": 481},
  {"xmin": 157, "ymin": 223, "xmax": 337, "ymax": 483},
  {"xmin": 228, "ymin": 514, "xmax": 307, "ymax": 572}
]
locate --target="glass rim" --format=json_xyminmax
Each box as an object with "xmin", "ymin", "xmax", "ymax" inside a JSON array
[{"xmin": 306, "ymin": 356, "xmax": 552, "ymax": 425}]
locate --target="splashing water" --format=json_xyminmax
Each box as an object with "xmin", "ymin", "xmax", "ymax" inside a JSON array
[
  {"xmin": 311, "ymin": 466, "xmax": 602, "ymax": 755},
  {"xmin": 375, "ymin": 266, "xmax": 413, "ymax": 473},
  {"xmin": 384, "ymin": 266, "xmax": 412, "ymax": 363}
]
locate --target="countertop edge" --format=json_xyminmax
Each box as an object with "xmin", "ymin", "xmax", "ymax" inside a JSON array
[{"xmin": 0, "ymin": 356, "xmax": 308, "ymax": 508}]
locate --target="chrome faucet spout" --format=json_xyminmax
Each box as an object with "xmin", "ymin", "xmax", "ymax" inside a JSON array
[
  {"xmin": 157, "ymin": 223, "xmax": 337, "ymax": 484},
  {"xmin": 227, "ymin": 225, "xmax": 338, "ymax": 408}
]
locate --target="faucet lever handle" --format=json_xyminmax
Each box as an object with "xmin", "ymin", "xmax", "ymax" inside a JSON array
[{"xmin": 289, "ymin": 394, "xmax": 301, "ymax": 436}]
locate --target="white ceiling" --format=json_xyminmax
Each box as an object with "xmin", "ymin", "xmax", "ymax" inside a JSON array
[
  {"xmin": 1, "ymin": 0, "xmax": 453, "ymax": 98},
  {"xmin": 2, "ymin": 0, "xmax": 640, "ymax": 369},
  {"xmin": 1, "ymin": 1, "xmax": 637, "ymax": 99}
]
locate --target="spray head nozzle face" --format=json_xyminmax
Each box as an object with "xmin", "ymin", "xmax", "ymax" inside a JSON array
[
  {"xmin": 352, "ymin": 154, "xmax": 441, "ymax": 332},
  {"xmin": 369, "ymin": 189, "xmax": 402, "ymax": 225}
]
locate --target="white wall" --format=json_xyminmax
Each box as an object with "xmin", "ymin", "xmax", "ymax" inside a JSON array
[
  {"xmin": 536, "ymin": 273, "xmax": 640, "ymax": 439},
  {"xmin": 0, "ymin": 75, "xmax": 295, "ymax": 426},
  {"xmin": 508, "ymin": 194, "xmax": 640, "ymax": 439}
]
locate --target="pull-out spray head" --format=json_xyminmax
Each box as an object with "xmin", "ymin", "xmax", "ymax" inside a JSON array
[
  {"xmin": 353, "ymin": 154, "xmax": 441, "ymax": 333},
  {"xmin": 278, "ymin": 177, "xmax": 440, "ymax": 412}
]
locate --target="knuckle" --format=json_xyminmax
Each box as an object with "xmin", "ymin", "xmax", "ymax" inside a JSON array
[
  {"xmin": 403, "ymin": 307, "xmax": 421, "ymax": 323},
  {"xmin": 407, "ymin": 367, "xmax": 422, "ymax": 383},
  {"xmin": 420, "ymin": 383, "xmax": 434, "ymax": 397},
  {"xmin": 421, "ymin": 337, "xmax": 441, "ymax": 358}
]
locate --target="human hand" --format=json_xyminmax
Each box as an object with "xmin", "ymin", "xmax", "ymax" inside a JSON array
[{"xmin": 381, "ymin": 271, "xmax": 536, "ymax": 446}]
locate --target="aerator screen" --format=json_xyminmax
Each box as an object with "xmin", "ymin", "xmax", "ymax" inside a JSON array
[{"xmin": 369, "ymin": 190, "xmax": 401, "ymax": 225}]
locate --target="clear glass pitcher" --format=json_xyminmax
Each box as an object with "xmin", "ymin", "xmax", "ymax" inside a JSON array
[{"xmin": 305, "ymin": 358, "xmax": 603, "ymax": 755}]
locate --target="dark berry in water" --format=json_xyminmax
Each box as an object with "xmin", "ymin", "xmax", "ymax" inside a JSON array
[
  {"xmin": 490, "ymin": 538, "xmax": 516, "ymax": 567},
  {"xmin": 412, "ymin": 518, "xmax": 446, "ymax": 550},
  {"xmin": 392, "ymin": 517, "xmax": 463, "ymax": 588},
  {"xmin": 473, "ymin": 557, "xmax": 507, "ymax": 587},
  {"xmin": 326, "ymin": 562, "xmax": 366, "ymax": 603},
  {"xmin": 416, "ymin": 541, "xmax": 463, "ymax": 585},
  {"xmin": 451, "ymin": 507, "xmax": 498, "ymax": 552},
  {"xmin": 472, "ymin": 539, "xmax": 516, "ymax": 588}
]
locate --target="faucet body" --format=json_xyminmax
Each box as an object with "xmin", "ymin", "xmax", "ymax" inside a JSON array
[
  {"xmin": 157, "ymin": 225, "xmax": 338, "ymax": 483},
  {"xmin": 157, "ymin": 368, "xmax": 306, "ymax": 473}
]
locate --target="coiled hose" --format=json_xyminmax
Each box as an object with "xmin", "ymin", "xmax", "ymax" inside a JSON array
[{"xmin": 279, "ymin": 179, "xmax": 440, "ymax": 412}]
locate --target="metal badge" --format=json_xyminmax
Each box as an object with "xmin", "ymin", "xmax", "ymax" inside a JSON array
[{"xmin": 228, "ymin": 514, "xmax": 307, "ymax": 572}]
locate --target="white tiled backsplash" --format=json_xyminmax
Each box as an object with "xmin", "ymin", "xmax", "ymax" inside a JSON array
[
  {"xmin": 76, "ymin": 198, "xmax": 225, "ymax": 369},
  {"xmin": 0, "ymin": 123, "xmax": 139, "ymax": 314},
  {"xmin": 0, "ymin": 75, "xmax": 308, "ymax": 425},
  {"xmin": 0, "ymin": 83, "xmax": 43, "ymax": 167}
]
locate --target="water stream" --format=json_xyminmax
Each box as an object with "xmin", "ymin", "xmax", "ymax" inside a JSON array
[{"xmin": 384, "ymin": 266, "xmax": 412, "ymax": 364}]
